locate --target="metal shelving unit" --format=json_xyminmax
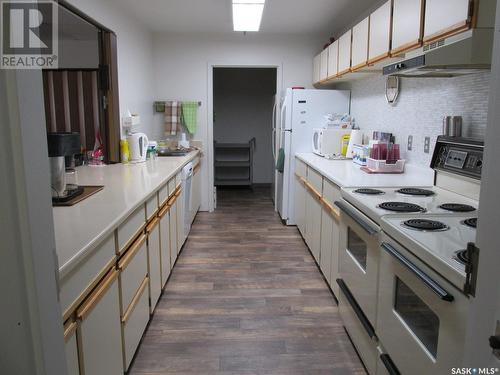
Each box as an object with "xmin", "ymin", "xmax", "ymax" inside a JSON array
[{"xmin": 214, "ymin": 138, "xmax": 255, "ymax": 187}]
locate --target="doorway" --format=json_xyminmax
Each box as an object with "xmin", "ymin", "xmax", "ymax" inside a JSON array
[{"xmin": 212, "ymin": 67, "xmax": 278, "ymax": 207}]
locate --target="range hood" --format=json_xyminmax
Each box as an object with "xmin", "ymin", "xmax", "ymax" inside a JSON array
[{"xmin": 383, "ymin": 29, "xmax": 493, "ymax": 78}]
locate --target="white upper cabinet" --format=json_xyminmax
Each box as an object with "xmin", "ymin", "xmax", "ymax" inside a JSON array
[
  {"xmin": 319, "ymin": 48, "xmax": 329, "ymax": 81},
  {"xmin": 392, "ymin": 0, "xmax": 424, "ymax": 55},
  {"xmin": 327, "ymin": 39, "xmax": 339, "ymax": 78},
  {"xmin": 351, "ymin": 16, "xmax": 369, "ymax": 70},
  {"xmin": 424, "ymin": 0, "xmax": 471, "ymax": 43},
  {"xmin": 313, "ymin": 53, "xmax": 321, "ymax": 84},
  {"xmin": 338, "ymin": 30, "xmax": 352, "ymax": 75},
  {"xmin": 368, "ymin": 1, "xmax": 392, "ymax": 63}
]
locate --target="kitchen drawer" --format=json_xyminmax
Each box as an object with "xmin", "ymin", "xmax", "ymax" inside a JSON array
[
  {"xmin": 322, "ymin": 178, "xmax": 341, "ymax": 208},
  {"xmin": 63, "ymin": 320, "xmax": 79, "ymax": 375},
  {"xmin": 167, "ymin": 176, "xmax": 176, "ymax": 196},
  {"xmin": 60, "ymin": 234, "xmax": 116, "ymax": 320},
  {"xmin": 76, "ymin": 269, "xmax": 123, "ymax": 375},
  {"xmin": 169, "ymin": 198, "xmax": 178, "ymax": 268},
  {"xmin": 159, "ymin": 203, "xmax": 171, "ymax": 287},
  {"xmin": 116, "ymin": 205, "xmax": 146, "ymax": 255},
  {"xmin": 337, "ymin": 279, "xmax": 377, "ymax": 375},
  {"xmin": 158, "ymin": 182, "xmax": 169, "ymax": 206},
  {"xmin": 146, "ymin": 218, "xmax": 162, "ymax": 312},
  {"xmin": 307, "ymin": 167, "xmax": 323, "ymax": 195},
  {"xmin": 175, "ymin": 172, "xmax": 181, "ymax": 188},
  {"xmin": 295, "ymin": 158, "xmax": 307, "ymax": 178},
  {"xmin": 118, "ymin": 234, "xmax": 148, "ymax": 312},
  {"xmin": 145, "ymin": 193, "xmax": 158, "ymax": 221},
  {"xmin": 122, "ymin": 276, "xmax": 149, "ymax": 371}
]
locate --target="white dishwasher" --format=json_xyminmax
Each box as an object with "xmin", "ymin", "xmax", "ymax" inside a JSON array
[{"xmin": 181, "ymin": 162, "xmax": 193, "ymax": 240}]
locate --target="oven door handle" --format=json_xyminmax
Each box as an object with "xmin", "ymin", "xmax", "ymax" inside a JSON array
[
  {"xmin": 380, "ymin": 354, "xmax": 401, "ymax": 375},
  {"xmin": 334, "ymin": 200, "xmax": 378, "ymax": 236},
  {"xmin": 336, "ymin": 279, "xmax": 376, "ymax": 339},
  {"xmin": 381, "ymin": 242, "xmax": 454, "ymax": 302}
]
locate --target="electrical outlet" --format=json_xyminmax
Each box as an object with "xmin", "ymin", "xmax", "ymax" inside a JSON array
[
  {"xmin": 407, "ymin": 135, "xmax": 413, "ymax": 151},
  {"xmin": 424, "ymin": 137, "xmax": 431, "ymax": 154}
]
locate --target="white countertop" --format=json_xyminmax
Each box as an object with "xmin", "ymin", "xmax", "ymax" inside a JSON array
[
  {"xmin": 296, "ymin": 153, "xmax": 435, "ymax": 188},
  {"xmin": 53, "ymin": 151, "xmax": 199, "ymax": 277}
]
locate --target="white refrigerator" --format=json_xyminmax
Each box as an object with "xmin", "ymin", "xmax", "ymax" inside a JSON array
[{"xmin": 274, "ymin": 88, "xmax": 350, "ymax": 225}]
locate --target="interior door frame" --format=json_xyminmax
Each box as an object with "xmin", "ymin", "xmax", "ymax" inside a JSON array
[{"xmin": 206, "ymin": 63, "xmax": 283, "ymax": 212}]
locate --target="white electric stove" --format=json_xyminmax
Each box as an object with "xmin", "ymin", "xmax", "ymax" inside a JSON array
[{"xmin": 380, "ymin": 213, "xmax": 477, "ymax": 289}]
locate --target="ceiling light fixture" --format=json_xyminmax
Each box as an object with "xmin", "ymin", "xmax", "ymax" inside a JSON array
[{"xmin": 232, "ymin": 0, "xmax": 265, "ymax": 32}]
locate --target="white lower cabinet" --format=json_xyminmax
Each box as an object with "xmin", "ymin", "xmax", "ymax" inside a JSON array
[
  {"xmin": 295, "ymin": 175, "xmax": 306, "ymax": 236},
  {"xmin": 176, "ymin": 187, "xmax": 185, "ymax": 252},
  {"xmin": 63, "ymin": 320, "xmax": 80, "ymax": 375},
  {"xmin": 169, "ymin": 197, "xmax": 178, "ymax": 268},
  {"xmin": 76, "ymin": 269, "xmax": 123, "ymax": 375},
  {"xmin": 305, "ymin": 189, "xmax": 322, "ymax": 263},
  {"xmin": 147, "ymin": 218, "xmax": 162, "ymax": 313},
  {"xmin": 121, "ymin": 276, "xmax": 150, "ymax": 370},
  {"xmin": 159, "ymin": 204, "xmax": 171, "ymax": 287},
  {"xmin": 319, "ymin": 208, "xmax": 333, "ymax": 284}
]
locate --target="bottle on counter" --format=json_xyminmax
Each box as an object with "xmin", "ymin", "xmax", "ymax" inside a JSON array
[{"xmin": 120, "ymin": 139, "xmax": 130, "ymax": 163}]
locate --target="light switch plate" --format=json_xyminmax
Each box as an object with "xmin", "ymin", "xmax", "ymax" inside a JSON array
[
  {"xmin": 407, "ymin": 135, "xmax": 413, "ymax": 151},
  {"xmin": 424, "ymin": 137, "xmax": 431, "ymax": 154}
]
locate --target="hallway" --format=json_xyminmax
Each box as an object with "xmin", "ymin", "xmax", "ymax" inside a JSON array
[{"xmin": 129, "ymin": 187, "xmax": 365, "ymax": 374}]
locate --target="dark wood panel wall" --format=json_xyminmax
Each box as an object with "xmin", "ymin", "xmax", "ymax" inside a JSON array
[{"xmin": 43, "ymin": 70, "xmax": 100, "ymax": 154}]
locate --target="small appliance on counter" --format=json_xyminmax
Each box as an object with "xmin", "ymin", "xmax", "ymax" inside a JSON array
[
  {"xmin": 127, "ymin": 132, "xmax": 149, "ymax": 163},
  {"xmin": 48, "ymin": 132, "xmax": 83, "ymax": 202},
  {"xmin": 312, "ymin": 127, "xmax": 352, "ymax": 158},
  {"xmin": 48, "ymin": 132, "xmax": 104, "ymax": 206}
]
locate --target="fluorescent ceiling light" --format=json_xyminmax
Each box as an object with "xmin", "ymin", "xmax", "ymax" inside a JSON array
[{"xmin": 232, "ymin": 0, "xmax": 265, "ymax": 32}]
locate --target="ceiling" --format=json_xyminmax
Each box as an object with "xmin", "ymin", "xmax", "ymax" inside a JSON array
[{"xmin": 109, "ymin": 0, "xmax": 381, "ymax": 37}]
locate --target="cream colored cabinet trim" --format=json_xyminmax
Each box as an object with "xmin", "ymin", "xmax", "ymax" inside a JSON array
[
  {"xmin": 146, "ymin": 216, "xmax": 159, "ymax": 234},
  {"xmin": 320, "ymin": 197, "xmax": 340, "ymax": 222},
  {"xmin": 304, "ymin": 180, "xmax": 322, "ymax": 200},
  {"xmin": 158, "ymin": 202, "xmax": 171, "ymax": 218},
  {"xmin": 118, "ymin": 234, "xmax": 147, "ymax": 271},
  {"xmin": 121, "ymin": 276, "xmax": 149, "ymax": 324},
  {"xmin": 351, "ymin": 16, "xmax": 370, "ymax": 71},
  {"xmin": 76, "ymin": 268, "xmax": 119, "ymax": 321}
]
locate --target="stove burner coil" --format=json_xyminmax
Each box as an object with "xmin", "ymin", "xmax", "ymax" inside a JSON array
[
  {"xmin": 454, "ymin": 250, "xmax": 470, "ymax": 266},
  {"xmin": 403, "ymin": 219, "xmax": 448, "ymax": 231},
  {"xmin": 396, "ymin": 188, "xmax": 435, "ymax": 197},
  {"xmin": 354, "ymin": 188, "xmax": 385, "ymax": 195},
  {"xmin": 379, "ymin": 202, "xmax": 425, "ymax": 213},
  {"xmin": 463, "ymin": 218, "xmax": 478, "ymax": 228},
  {"xmin": 439, "ymin": 203, "xmax": 476, "ymax": 212}
]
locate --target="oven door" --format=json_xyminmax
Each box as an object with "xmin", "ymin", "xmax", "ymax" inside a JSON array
[
  {"xmin": 377, "ymin": 234, "xmax": 468, "ymax": 375},
  {"xmin": 335, "ymin": 200, "xmax": 380, "ymax": 326}
]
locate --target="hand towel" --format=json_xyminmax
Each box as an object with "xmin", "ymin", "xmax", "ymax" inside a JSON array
[
  {"xmin": 276, "ymin": 148, "xmax": 285, "ymax": 173},
  {"xmin": 164, "ymin": 101, "xmax": 181, "ymax": 136},
  {"xmin": 181, "ymin": 101, "xmax": 198, "ymax": 135}
]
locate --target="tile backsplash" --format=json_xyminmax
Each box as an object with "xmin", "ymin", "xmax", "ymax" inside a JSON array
[{"xmin": 340, "ymin": 72, "xmax": 490, "ymax": 166}]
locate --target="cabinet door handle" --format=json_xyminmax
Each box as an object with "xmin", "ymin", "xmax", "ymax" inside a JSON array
[
  {"xmin": 320, "ymin": 197, "xmax": 340, "ymax": 222},
  {"xmin": 381, "ymin": 242, "xmax": 454, "ymax": 302},
  {"xmin": 77, "ymin": 268, "xmax": 119, "ymax": 320},
  {"xmin": 334, "ymin": 200, "xmax": 378, "ymax": 236},
  {"xmin": 63, "ymin": 320, "xmax": 77, "ymax": 342},
  {"xmin": 380, "ymin": 354, "xmax": 401, "ymax": 375},
  {"xmin": 121, "ymin": 276, "xmax": 149, "ymax": 324},
  {"xmin": 336, "ymin": 279, "xmax": 376, "ymax": 338},
  {"xmin": 118, "ymin": 234, "xmax": 146, "ymax": 271},
  {"xmin": 146, "ymin": 216, "xmax": 160, "ymax": 233}
]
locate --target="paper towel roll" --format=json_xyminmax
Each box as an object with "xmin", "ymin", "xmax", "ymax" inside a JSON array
[{"xmin": 346, "ymin": 130, "xmax": 363, "ymax": 159}]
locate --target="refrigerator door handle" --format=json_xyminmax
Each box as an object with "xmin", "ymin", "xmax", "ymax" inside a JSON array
[{"xmin": 271, "ymin": 102, "xmax": 277, "ymax": 161}]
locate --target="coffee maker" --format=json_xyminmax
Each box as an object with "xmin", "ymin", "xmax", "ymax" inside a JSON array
[{"xmin": 47, "ymin": 132, "xmax": 83, "ymax": 203}]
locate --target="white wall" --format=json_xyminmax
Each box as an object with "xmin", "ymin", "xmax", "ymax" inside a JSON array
[
  {"xmin": 214, "ymin": 68, "xmax": 276, "ymax": 184},
  {"xmin": 334, "ymin": 73, "xmax": 490, "ymax": 166},
  {"xmin": 66, "ymin": 0, "xmax": 156, "ymax": 138},
  {"xmin": 152, "ymin": 32, "xmax": 319, "ymax": 209}
]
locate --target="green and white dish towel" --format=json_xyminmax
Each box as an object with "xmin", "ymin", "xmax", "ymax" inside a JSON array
[{"xmin": 181, "ymin": 101, "xmax": 198, "ymax": 135}]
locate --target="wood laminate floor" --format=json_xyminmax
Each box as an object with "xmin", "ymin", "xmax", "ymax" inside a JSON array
[{"xmin": 129, "ymin": 187, "xmax": 366, "ymax": 375}]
